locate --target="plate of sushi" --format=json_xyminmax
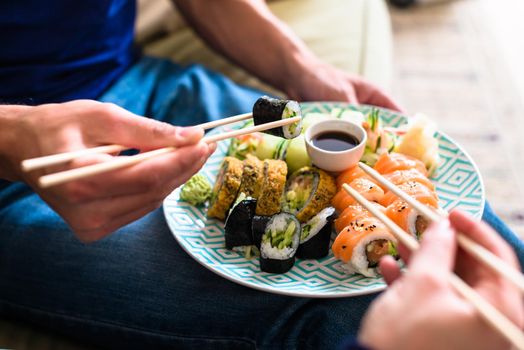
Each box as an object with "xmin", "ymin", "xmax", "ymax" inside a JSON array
[{"xmin": 163, "ymin": 98, "xmax": 485, "ymax": 297}]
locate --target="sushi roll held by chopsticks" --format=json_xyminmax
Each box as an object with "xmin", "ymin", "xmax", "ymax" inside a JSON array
[{"xmin": 253, "ymin": 96, "xmax": 302, "ymax": 139}]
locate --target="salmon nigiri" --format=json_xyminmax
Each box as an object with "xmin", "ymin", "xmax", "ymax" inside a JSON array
[
  {"xmin": 334, "ymin": 203, "xmax": 385, "ymax": 234},
  {"xmin": 331, "ymin": 178, "xmax": 384, "ymax": 213},
  {"xmin": 380, "ymin": 181, "xmax": 439, "ymax": 208},
  {"xmin": 380, "ymin": 168, "xmax": 435, "ymax": 191},
  {"xmin": 336, "ymin": 165, "xmax": 376, "ymax": 190},
  {"xmin": 374, "ymin": 152, "xmax": 428, "ymax": 176},
  {"xmin": 332, "ymin": 217, "xmax": 397, "ymax": 277}
]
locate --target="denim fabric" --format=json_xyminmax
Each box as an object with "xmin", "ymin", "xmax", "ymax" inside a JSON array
[{"xmin": 0, "ymin": 57, "xmax": 522, "ymax": 349}]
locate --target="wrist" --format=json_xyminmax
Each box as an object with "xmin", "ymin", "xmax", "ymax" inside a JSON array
[
  {"xmin": 0, "ymin": 105, "xmax": 29, "ymax": 181},
  {"xmin": 283, "ymin": 50, "xmax": 324, "ymax": 100}
]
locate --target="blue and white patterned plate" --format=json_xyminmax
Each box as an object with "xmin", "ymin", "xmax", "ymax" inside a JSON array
[{"xmin": 163, "ymin": 103, "xmax": 485, "ymax": 298}]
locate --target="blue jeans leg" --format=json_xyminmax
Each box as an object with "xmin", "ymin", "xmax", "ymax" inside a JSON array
[{"xmin": 0, "ymin": 183, "xmax": 374, "ymax": 349}]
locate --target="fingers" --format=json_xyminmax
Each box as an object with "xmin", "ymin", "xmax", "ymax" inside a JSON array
[
  {"xmin": 450, "ymin": 210, "xmax": 519, "ymax": 268},
  {"xmin": 353, "ymin": 79, "xmax": 404, "ymax": 112},
  {"xmin": 379, "ymin": 256, "xmax": 402, "ymax": 285},
  {"xmin": 409, "ymin": 219, "xmax": 457, "ymax": 278},
  {"xmin": 84, "ymin": 102, "xmax": 204, "ymax": 151},
  {"xmin": 56, "ymin": 142, "xmax": 211, "ymax": 201}
]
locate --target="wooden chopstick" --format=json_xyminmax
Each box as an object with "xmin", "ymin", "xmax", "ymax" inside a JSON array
[
  {"xmin": 343, "ymin": 183, "xmax": 524, "ymax": 350},
  {"xmin": 38, "ymin": 116, "xmax": 300, "ymax": 188},
  {"xmin": 21, "ymin": 112, "xmax": 253, "ymax": 172},
  {"xmin": 358, "ymin": 162, "xmax": 524, "ymax": 294}
]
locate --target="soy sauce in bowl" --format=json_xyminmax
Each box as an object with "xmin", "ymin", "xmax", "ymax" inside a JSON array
[{"xmin": 312, "ymin": 131, "xmax": 360, "ymax": 152}]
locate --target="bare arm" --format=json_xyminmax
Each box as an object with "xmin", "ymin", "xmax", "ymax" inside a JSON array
[
  {"xmin": 172, "ymin": 0, "xmax": 401, "ymax": 110},
  {"xmin": 172, "ymin": 0, "xmax": 313, "ymax": 97}
]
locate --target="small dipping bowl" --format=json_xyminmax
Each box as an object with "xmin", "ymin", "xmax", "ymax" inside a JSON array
[{"xmin": 304, "ymin": 119, "xmax": 367, "ymax": 173}]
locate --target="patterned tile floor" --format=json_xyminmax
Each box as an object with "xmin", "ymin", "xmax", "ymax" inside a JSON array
[{"xmin": 2, "ymin": 0, "xmax": 523, "ymax": 348}]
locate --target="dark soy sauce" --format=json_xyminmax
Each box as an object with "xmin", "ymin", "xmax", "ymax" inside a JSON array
[{"xmin": 312, "ymin": 131, "xmax": 360, "ymax": 152}]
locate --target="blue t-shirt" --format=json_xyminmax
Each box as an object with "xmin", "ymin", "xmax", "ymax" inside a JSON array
[{"xmin": 0, "ymin": 0, "xmax": 137, "ymax": 105}]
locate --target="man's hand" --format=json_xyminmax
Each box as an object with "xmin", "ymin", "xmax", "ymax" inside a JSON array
[
  {"xmin": 286, "ymin": 58, "xmax": 403, "ymax": 111},
  {"xmin": 0, "ymin": 100, "xmax": 215, "ymax": 242},
  {"xmin": 358, "ymin": 210, "xmax": 524, "ymax": 350},
  {"xmin": 174, "ymin": 0, "xmax": 402, "ymax": 111}
]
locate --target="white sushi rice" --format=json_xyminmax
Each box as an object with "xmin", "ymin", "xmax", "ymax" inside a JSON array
[
  {"xmin": 405, "ymin": 208, "xmax": 420, "ymax": 239},
  {"xmin": 342, "ymin": 231, "xmax": 396, "ymax": 278},
  {"xmin": 260, "ymin": 214, "xmax": 300, "ymax": 260},
  {"xmin": 282, "ymin": 101, "xmax": 302, "ymax": 139},
  {"xmin": 300, "ymin": 207, "xmax": 335, "ymax": 243}
]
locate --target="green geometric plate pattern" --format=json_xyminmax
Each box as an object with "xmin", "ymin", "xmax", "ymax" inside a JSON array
[{"xmin": 163, "ymin": 103, "xmax": 485, "ymax": 298}]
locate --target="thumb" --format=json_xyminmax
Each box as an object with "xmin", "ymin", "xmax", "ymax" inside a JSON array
[
  {"xmin": 96, "ymin": 105, "xmax": 204, "ymax": 151},
  {"xmin": 409, "ymin": 219, "xmax": 457, "ymax": 278}
]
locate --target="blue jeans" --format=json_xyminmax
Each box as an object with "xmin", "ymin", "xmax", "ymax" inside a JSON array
[{"xmin": 0, "ymin": 57, "xmax": 522, "ymax": 349}]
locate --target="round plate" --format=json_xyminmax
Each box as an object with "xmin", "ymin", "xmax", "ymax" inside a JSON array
[{"xmin": 163, "ymin": 103, "xmax": 485, "ymax": 298}]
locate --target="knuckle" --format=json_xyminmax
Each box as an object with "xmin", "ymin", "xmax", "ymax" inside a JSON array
[
  {"xmin": 412, "ymin": 272, "xmax": 445, "ymax": 290},
  {"xmin": 150, "ymin": 121, "xmax": 172, "ymax": 139},
  {"xmin": 61, "ymin": 182, "xmax": 91, "ymax": 204}
]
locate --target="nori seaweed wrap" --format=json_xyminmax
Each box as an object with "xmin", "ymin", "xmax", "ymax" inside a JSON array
[
  {"xmin": 224, "ymin": 193, "xmax": 257, "ymax": 249},
  {"xmin": 282, "ymin": 166, "xmax": 337, "ymax": 223},
  {"xmin": 259, "ymin": 212, "xmax": 301, "ymax": 274},
  {"xmin": 253, "ymin": 96, "xmax": 302, "ymax": 139},
  {"xmin": 251, "ymin": 215, "xmax": 271, "ymax": 249},
  {"xmin": 297, "ymin": 207, "xmax": 337, "ymax": 259}
]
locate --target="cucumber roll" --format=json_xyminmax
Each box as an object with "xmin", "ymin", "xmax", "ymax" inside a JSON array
[
  {"xmin": 282, "ymin": 167, "xmax": 337, "ymax": 223},
  {"xmin": 253, "ymin": 96, "xmax": 302, "ymax": 139},
  {"xmin": 251, "ymin": 215, "xmax": 271, "ymax": 249},
  {"xmin": 224, "ymin": 193, "xmax": 257, "ymax": 250},
  {"xmin": 297, "ymin": 207, "xmax": 337, "ymax": 259},
  {"xmin": 259, "ymin": 213, "xmax": 301, "ymax": 274},
  {"xmin": 207, "ymin": 157, "xmax": 244, "ymax": 220}
]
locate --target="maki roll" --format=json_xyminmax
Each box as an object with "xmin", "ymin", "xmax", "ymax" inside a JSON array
[
  {"xmin": 224, "ymin": 193, "xmax": 257, "ymax": 250},
  {"xmin": 332, "ymin": 217, "xmax": 397, "ymax": 277},
  {"xmin": 238, "ymin": 154, "xmax": 264, "ymax": 199},
  {"xmin": 251, "ymin": 215, "xmax": 271, "ymax": 249},
  {"xmin": 297, "ymin": 207, "xmax": 337, "ymax": 259},
  {"xmin": 256, "ymin": 159, "xmax": 288, "ymax": 216},
  {"xmin": 259, "ymin": 212, "xmax": 301, "ymax": 274},
  {"xmin": 207, "ymin": 157, "xmax": 244, "ymax": 220},
  {"xmin": 282, "ymin": 167, "xmax": 337, "ymax": 223},
  {"xmin": 253, "ymin": 96, "xmax": 302, "ymax": 139}
]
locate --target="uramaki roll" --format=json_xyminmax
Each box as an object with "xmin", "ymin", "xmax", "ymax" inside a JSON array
[
  {"xmin": 207, "ymin": 157, "xmax": 243, "ymax": 220},
  {"xmin": 255, "ymin": 159, "xmax": 288, "ymax": 216}
]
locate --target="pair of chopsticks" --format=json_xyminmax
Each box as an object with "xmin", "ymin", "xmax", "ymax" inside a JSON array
[
  {"xmin": 343, "ymin": 162, "xmax": 524, "ymax": 350},
  {"xmin": 21, "ymin": 113, "xmax": 299, "ymax": 188}
]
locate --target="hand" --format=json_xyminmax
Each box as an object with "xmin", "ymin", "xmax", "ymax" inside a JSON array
[
  {"xmin": 286, "ymin": 58, "xmax": 403, "ymax": 112},
  {"xmin": 0, "ymin": 100, "xmax": 215, "ymax": 242},
  {"xmin": 358, "ymin": 210, "xmax": 524, "ymax": 350}
]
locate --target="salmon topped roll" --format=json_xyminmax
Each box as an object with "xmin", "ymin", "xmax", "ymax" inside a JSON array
[
  {"xmin": 374, "ymin": 152, "xmax": 428, "ymax": 176},
  {"xmin": 380, "ymin": 168, "xmax": 435, "ymax": 191},
  {"xmin": 380, "ymin": 181, "xmax": 439, "ymax": 208},
  {"xmin": 336, "ymin": 165, "xmax": 376, "ymax": 191},
  {"xmin": 334, "ymin": 203, "xmax": 386, "ymax": 234},
  {"xmin": 331, "ymin": 178, "xmax": 384, "ymax": 213},
  {"xmin": 385, "ymin": 199, "xmax": 432, "ymax": 239},
  {"xmin": 332, "ymin": 217, "xmax": 397, "ymax": 277}
]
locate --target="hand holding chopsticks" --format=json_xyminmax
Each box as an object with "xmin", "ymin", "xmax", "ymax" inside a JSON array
[
  {"xmin": 22, "ymin": 113, "xmax": 299, "ymax": 188},
  {"xmin": 358, "ymin": 162, "xmax": 524, "ymax": 295},
  {"xmin": 343, "ymin": 165, "xmax": 524, "ymax": 350}
]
